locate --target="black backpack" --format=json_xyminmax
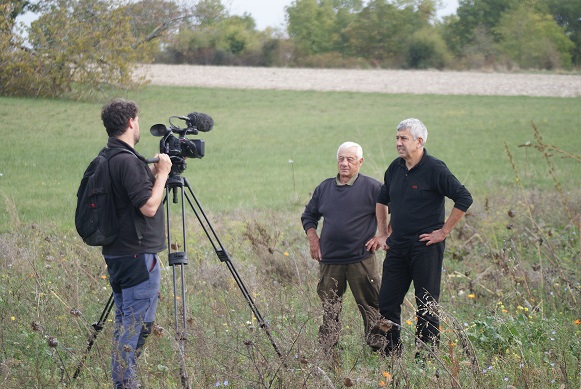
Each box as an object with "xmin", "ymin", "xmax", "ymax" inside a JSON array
[{"xmin": 75, "ymin": 147, "xmax": 136, "ymax": 246}]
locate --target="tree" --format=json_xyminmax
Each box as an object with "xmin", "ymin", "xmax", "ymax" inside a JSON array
[
  {"xmin": 397, "ymin": 0, "xmax": 440, "ymax": 23},
  {"xmin": 1, "ymin": 1, "xmax": 45, "ymax": 96},
  {"xmin": 406, "ymin": 27, "xmax": 451, "ymax": 69},
  {"xmin": 453, "ymin": 0, "xmax": 520, "ymax": 49},
  {"xmin": 495, "ymin": 2, "xmax": 574, "ymax": 69},
  {"xmin": 23, "ymin": 0, "xmax": 143, "ymax": 98},
  {"xmin": 0, "ymin": 3, "xmax": 27, "ymax": 96},
  {"xmin": 123, "ymin": 0, "xmax": 182, "ymax": 55},
  {"xmin": 343, "ymin": 0, "xmax": 424, "ymax": 65},
  {"xmin": 4, "ymin": 0, "xmax": 40, "ymax": 23},
  {"xmin": 286, "ymin": 0, "xmax": 337, "ymax": 55},
  {"xmin": 328, "ymin": 0, "xmax": 363, "ymax": 53},
  {"xmin": 193, "ymin": 0, "xmax": 227, "ymax": 25},
  {"xmin": 1, "ymin": 0, "xmax": 189, "ymax": 99},
  {"xmin": 541, "ymin": 0, "xmax": 581, "ymax": 66},
  {"xmin": 159, "ymin": 10, "xmax": 268, "ymax": 66}
]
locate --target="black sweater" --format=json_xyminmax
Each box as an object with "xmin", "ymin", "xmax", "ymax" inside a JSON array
[
  {"xmin": 302, "ymin": 174, "xmax": 381, "ymax": 264},
  {"xmin": 377, "ymin": 149, "xmax": 473, "ymax": 247}
]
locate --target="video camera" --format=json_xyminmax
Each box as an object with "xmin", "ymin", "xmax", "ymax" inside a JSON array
[{"xmin": 149, "ymin": 112, "xmax": 213, "ymax": 175}]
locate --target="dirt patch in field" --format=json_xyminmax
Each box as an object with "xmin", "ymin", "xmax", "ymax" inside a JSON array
[{"xmin": 136, "ymin": 64, "xmax": 581, "ymax": 97}]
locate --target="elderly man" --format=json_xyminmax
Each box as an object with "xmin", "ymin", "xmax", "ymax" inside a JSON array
[
  {"xmin": 375, "ymin": 118, "xmax": 473, "ymax": 360},
  {"xmin": 302, "ymin": 141, "xmax": 383, "ymax": 354}
]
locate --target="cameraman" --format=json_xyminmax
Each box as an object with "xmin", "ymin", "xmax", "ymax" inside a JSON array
[{"xmin": 100, "ymin": 98, "xmax": 171, "ymax": 389}]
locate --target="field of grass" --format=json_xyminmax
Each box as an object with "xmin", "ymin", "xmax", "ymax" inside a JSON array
[
  {"xmin": 0, "ymin": 86, "xmax": 579, "ymax": 388},
  {"xmin": 1, "ymin": 87, "xmax": 580, "ymax": 229}
]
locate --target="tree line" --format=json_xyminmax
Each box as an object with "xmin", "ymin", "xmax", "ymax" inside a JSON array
[{"xmin": 2, "ymin": 0, "xmax": 580, "ymax": 99}]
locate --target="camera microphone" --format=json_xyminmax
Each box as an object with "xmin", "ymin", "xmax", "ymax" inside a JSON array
[{"xmin": 186, "ymin": 112, "xmax": 213, "ymax": 132}]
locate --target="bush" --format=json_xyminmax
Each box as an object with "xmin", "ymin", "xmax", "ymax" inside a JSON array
[{"xmin": 405, "ymin": 29, "xmax": 452, "ymax": 70}]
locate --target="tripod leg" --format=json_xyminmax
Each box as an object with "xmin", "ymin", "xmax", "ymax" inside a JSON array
[
  {"xmin": 173, "ymin": 263, "xmax": 190, "ymax": 389},
  {"xmin": 165, "ymin": 180, "xmax": 191, "ymax": 389},
  {"xmin": 165, "ymin": 175, "xmax": 286, "ymax": 376},
  {"xmin": 180, "ymin": 178, "xmax": 285, "ymax": 360},
  {"xmin": 223, "ymin": 258, "xmax": 284, "ymax": 359},
  {"xmin": 134, "ymin": 321, "xmax": 153, "ymax": 358},
  {"xmin": 73, "ymin": 293, "xmax": 115, "ymax": 379}
]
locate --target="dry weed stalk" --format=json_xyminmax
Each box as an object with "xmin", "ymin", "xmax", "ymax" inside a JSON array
[{"xmin": 506, "ymin": 123, "xmax": 580, "ymax": 305}]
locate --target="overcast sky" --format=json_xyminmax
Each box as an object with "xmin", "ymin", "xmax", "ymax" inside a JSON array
[{"xmin": 229, "ymin": 0, "xmax": 460, "ymax": 30}]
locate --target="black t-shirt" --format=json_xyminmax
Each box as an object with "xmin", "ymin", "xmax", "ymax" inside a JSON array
[
  {"xmin": 377, "ymin": 149, "xmax": 473, "ymax": 247},
  {"xmin": 102, "ymin": 138, "xmax": 166, "ymax": 255}
]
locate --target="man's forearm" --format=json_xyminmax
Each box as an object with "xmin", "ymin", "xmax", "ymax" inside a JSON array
[
  {"xmin": 306, "ymin": 227, "xmax": 318, "ymax": 240},
  {"xmin": 140, "ymin": 173, "xmax": 169, "ymax": 217},
  {"xmin": 376, "ymin": 203, "xmax": 389, "ymax": 236},
  {"xmin": 441, "ymin": 207, "xmax": 466, "ymax": 236}
]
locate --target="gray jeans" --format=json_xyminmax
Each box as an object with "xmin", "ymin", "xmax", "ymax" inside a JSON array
[{"xmin": 109, "ymin": 254, "xmax": 160, "ymax": 389}]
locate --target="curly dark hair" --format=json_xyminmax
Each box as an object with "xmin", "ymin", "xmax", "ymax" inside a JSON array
[{"xmin": 101, "ymin": 98, "xmax": 139, "ymax": 137}]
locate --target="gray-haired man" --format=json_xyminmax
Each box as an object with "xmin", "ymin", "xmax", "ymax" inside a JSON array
[
  {"xmin": 375, "ymin": 118, "xmax": 473, "ymax": 360},
  {"xmin": 302, "ymin": 142, "xmax": 384, "ymax": 354}
]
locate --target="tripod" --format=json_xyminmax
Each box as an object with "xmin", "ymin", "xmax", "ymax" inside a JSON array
[
  {"xmin": 164, "ymin": 174, "xmax": 284, "ymax": 362},
  {"xmin": 74, "ymin": 174, "xmax": 283, "ymax": 385}
]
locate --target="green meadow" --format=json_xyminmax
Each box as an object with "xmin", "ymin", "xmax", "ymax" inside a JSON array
[
  {"xmin": 0, "ymin": 86, "xmax": 579, "ymax": 388},
  {"xmin": 1, "ymin": 87, "xmax": 579, "ymax": 228}
]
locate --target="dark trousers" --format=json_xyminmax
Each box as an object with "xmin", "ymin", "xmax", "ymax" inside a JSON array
[
  {"xmin": 378, "ymin": 240, "xmax": 444, "ymax": 354},
  {"xmin": 317, "ymin": 255, "xmax": 381, "ymax": 350}
]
